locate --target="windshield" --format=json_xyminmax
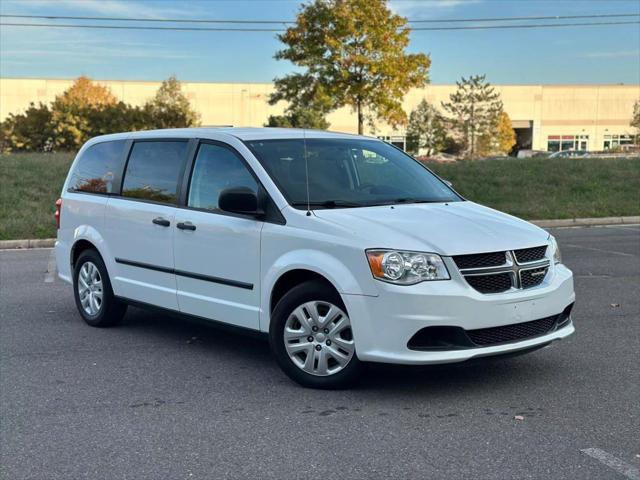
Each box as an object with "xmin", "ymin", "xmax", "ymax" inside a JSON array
[{"xmin": 245, "ymin": 138, "xmax": 461, "ymax": 208}]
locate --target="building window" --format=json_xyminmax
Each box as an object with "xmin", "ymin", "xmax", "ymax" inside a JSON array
[
  {"xmin": 378, "ymin": 135, "xmax": 407, "ymax": 151},
  {"xmin": 604, "ymin": 134, "xmax": 636, "ymax": 150},
  {"xmin": 547, "ymin": 135, "xmax": 589, "ymax": 152}
]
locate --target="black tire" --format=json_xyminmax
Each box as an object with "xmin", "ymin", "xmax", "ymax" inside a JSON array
[
  {"xmin": 269, "ymin": 280, "xmax": 364, "ymax": 389},
  {"xmin": 73, "ymin": 249, "xmax": 127, "ymax": 327}
]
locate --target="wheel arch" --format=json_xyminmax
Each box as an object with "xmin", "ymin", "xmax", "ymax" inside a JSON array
[
  {"xmin": 260, "ymin": 249, "xmax": 375, "ymax": 332},
  {"xmin": 71, "ymin": 239, "xmax": 100, "ymax": 268},
  {"xmin": 69, "ymin": 227, "xmax": 113, "ymax": 277},
  {"xmin": 270, "ymin": 269, "xmax": 337, "ymax": 315}
]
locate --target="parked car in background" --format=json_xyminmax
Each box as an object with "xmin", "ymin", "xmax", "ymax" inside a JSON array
[
  {"xmin": 516, "ymin": 150, "xmax": 551, "ymax": 159},
  {"xmin": 549, "ymin": 150, "xmax": 590, "ymax": 159},
  {"xmin": 55, "ymin": 128, "xmax": 575, "ymax": 388}
]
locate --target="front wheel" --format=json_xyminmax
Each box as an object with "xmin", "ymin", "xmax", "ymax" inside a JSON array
[{"xmin": 269, "ymin": 280, "xmax": 364, "ymax": 389}]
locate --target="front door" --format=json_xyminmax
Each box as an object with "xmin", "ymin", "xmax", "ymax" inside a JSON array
[
  {"xmin": 173, "ymin": 141, "xmax": 262, "ymax": 330},
  {"xmin": 104, "ymin": 140, "xmax": 190, "ymax": 310}
]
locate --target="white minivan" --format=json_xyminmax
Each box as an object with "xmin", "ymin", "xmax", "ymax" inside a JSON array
[{"xmin": 55, "ymin": 128, "xmax": 575, "ymax": 388}]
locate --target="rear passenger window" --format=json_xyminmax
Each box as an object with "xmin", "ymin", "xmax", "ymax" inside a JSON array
[
  {"xmin": 69, "ymin": 140, "xmax": 125, "ymax": 193},
  {"xmin": 188, "ymin": 143, "xmax": 258, "ymax": 211},
  {"xmin": 122, "ymin": 141, "xmax": 188, "ymax": 204}
]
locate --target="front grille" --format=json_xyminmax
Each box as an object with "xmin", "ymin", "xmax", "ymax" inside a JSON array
[
  {"xmin": 514, "ymin": 246, "xmax": 547, "ymax": 264},
  {"xmin": 465, "ymin": 273, "xmax": 513, "ymax": 293},
  {"xmin": 453, "ymin": 251, "xmax": 506, "ymax": 269},
  {"xmin": 455, "ymin": 246, "xmax": 551, "ymax": 294},
  {"xmin": 521, "ymin": 267, "xmax": 548, "ymax": 289},
  {"xmin": 467, "ymin": 315, "xmax": 557, "ymax": 346}
]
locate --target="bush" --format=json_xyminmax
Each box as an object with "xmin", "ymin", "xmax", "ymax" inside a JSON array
[
  {"xmin": 0, "ymin": 103, "xmax": 55, "ymax": 152},
  {"xmin": 266, "ymin": 106, "xmax": 329, "ymax": 129}
]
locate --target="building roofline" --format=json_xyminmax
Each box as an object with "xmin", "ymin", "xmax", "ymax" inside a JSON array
[{"xmin": 1, "ymin": 76, "xmax": 638, "ymax": 88}]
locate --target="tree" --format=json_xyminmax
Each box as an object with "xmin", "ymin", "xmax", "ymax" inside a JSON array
[
  {"xmin": 632, "ymin": 99, "xmax": 640, "ymax": 144},
  {"xmin": 494, "ymin": 111, "xmax": 516, "ymax": 154},
  {"xmin": 442, "ymin": 75, "xmax": 503, "ymax": 158},
  {"xmin": 53, "ymin": 75, "xmax": 116, "ymax": 108},
  {"xmin": 143, "ymin": 75, "xmax": 200, "ymax": 129},
  {"xmin": 270, "ymin": 0, "xmax": 430, "ymax": 135},
  {"xmin": 0, "ymin": 76, "xmax": 201, "ymax": 152},
  {"xmin": 266, "ymin": 106, "xmax": 330, "ymax": 130},
  {"xmin": 405, "ymin": 99, "xmax": 447, "ymax": 156},
  {"xmin": 477, "ymin": 111, "xmax": 516, "ymax": 156},
  {"xmin": 50, "ymin": 76, "xmax": 119, "ymax": 149}
]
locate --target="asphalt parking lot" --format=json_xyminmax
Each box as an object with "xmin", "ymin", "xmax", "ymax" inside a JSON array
[{"xmin": 1, "ymin": 225, "xmax": 639, "ymax": 479}]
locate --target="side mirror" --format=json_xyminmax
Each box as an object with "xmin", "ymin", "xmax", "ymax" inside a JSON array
[{"xmin": 219, "ymin": 187, "xmax": 263, "ymax": 216}]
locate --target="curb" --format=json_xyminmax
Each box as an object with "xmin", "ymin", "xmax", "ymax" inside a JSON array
[
  {"xmin": 531, "ymin": 216, "xmax": 640, "ymax": 228},
  {"xmin": 0, "ymin": 238, "xmax": 56, "ymax": 250},
  {"xmin": 0, "ymin": 216, "xmax": 638, "ymax": 250}
]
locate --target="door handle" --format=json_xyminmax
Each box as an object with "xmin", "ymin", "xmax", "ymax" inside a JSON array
[
  {"xmin": 176, "ymin": 221, "xmax": 196, "ymax": 231},
  {"xmin": 152, "ymin": 217, "xmax": 170, "ymax": 227}
]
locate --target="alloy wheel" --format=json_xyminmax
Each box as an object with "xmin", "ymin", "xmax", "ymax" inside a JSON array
[
  {"xmin": 77, "ymin": 261, "xmax": 103, "ymax": 316},
  {"xmin": 284, "ymin": 301, "xmax": 355, "ymax": 376}
]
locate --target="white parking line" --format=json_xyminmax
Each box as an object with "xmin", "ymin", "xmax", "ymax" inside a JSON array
[
  {"xmin": 565, "ymin": 243, "xmax": 636, "ymax": 257},
  {"xmin": 581, "ymin": 448, "xmax": 640, "ymax": 480},
  {"xmin": 549, "ymin": 224, "xmax": 640, "ymax": 230},
  {"xmin": 604, "ymin": 224, "xmax": 640, "ymax": 231},
  {"xmin": 44, "ymin": 249, "xmax": 57, "ymax": 283}
]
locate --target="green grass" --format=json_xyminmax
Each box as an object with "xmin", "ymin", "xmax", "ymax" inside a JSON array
[
  {"xmin": 0, "ymin": 153, "xmax": 638, "ymax": 240},
  {"xmin": 428, "ymin": 157, "xmax": 640, "ymax": 220},
  {"xmin": 0, "ymin": 152, "xmax": 74, "ymax": 240}
]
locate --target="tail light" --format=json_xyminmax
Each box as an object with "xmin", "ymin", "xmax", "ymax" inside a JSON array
[{"xmin": 55, "ymin": 198, "xmax": 62, "ymax": 229}]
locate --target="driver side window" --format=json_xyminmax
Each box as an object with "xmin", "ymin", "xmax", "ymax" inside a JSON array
[{"xmin": 188, "ymin": 143, "xmax": 258, "ymax": 211}]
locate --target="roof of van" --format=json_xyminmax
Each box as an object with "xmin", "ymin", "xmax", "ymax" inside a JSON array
[{"xmin": 86, "ymin": 127, "xmax": 378, "ymax": 145}]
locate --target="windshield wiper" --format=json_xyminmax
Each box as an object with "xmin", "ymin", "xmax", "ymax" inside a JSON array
[
  {"xmin": 386, "ymin": 198, "xmax": 444, "ymax": 205},
  {"xmin": 290, "ymin": 200, "xmax": 365, "ymax": 209}
]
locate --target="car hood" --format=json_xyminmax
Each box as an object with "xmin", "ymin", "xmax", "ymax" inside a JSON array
[{"xmin": 313, "ymin": 201, "xmax": 549, "ymax": 256}]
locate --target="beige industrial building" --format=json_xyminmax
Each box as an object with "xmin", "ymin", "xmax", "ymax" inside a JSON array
[{"xmin": 1, "ymin": 77, "xmax": 638, "ymax": 152}]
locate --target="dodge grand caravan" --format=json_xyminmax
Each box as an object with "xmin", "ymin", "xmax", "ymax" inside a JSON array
[{"xmin": 55, "ymin": 128, "xmax": 575, "ymax": 388}]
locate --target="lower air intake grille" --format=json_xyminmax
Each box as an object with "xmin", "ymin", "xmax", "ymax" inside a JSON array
[
  {"xmin": 465, "ymin": 273, "xmax": 513, "ymax": 294},
  {"xmin": 467, "ymin": 315, "xmax": 557, "ymax": 346}
]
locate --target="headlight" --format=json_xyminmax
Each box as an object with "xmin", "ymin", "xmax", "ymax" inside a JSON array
[
  {"xmin": 366, "ymin": 249, "xmax": 450, "ymax": 285},
  {"xmin": 549, "ymin": 235, "xmax": 562, "ymax": 264}
]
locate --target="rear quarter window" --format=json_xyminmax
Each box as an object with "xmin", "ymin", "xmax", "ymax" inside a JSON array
[{"xmin": 68, "ymin": 140, "xmax": 126, "ymax": 193}]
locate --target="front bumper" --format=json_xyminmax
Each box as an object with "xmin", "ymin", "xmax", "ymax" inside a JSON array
[{"xmin": 344, "ymin": 263, "xmax": 575, "ymax": 365}]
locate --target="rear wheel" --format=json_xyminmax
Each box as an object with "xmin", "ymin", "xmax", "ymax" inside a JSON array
[
  {"xmin": 73, "ymin": 249, "xmax": 126, "ymax": 327},
  {"xmin": 270, "ymin": 280, "xmax": 364, "ymax": 389}
]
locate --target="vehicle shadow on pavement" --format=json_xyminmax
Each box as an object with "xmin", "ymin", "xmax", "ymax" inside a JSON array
[
  {"xmin": 120, "ymin": 306, "xmax": 272, "ymax": 357},
  {"xmin": 120, "ymin": 306, "xmax": 561, "ymax": 396},
  {"xmin": 358, "ymin": 356, "xmax": 558, "ymax": 394}
]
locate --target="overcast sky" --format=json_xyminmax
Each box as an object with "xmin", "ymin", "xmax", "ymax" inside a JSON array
[{"xmin": 1, "ymin": 0, "xmax": 639, "ymax": 84}]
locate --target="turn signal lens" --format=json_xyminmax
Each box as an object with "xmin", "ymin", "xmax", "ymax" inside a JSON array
[
  {"xmin": 366, "ymin": 249, "xmax": 450, "ymax": 285},
  {"xmin": 549, "ymin": 235, "xmax": 562, "ymax": 264}
]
